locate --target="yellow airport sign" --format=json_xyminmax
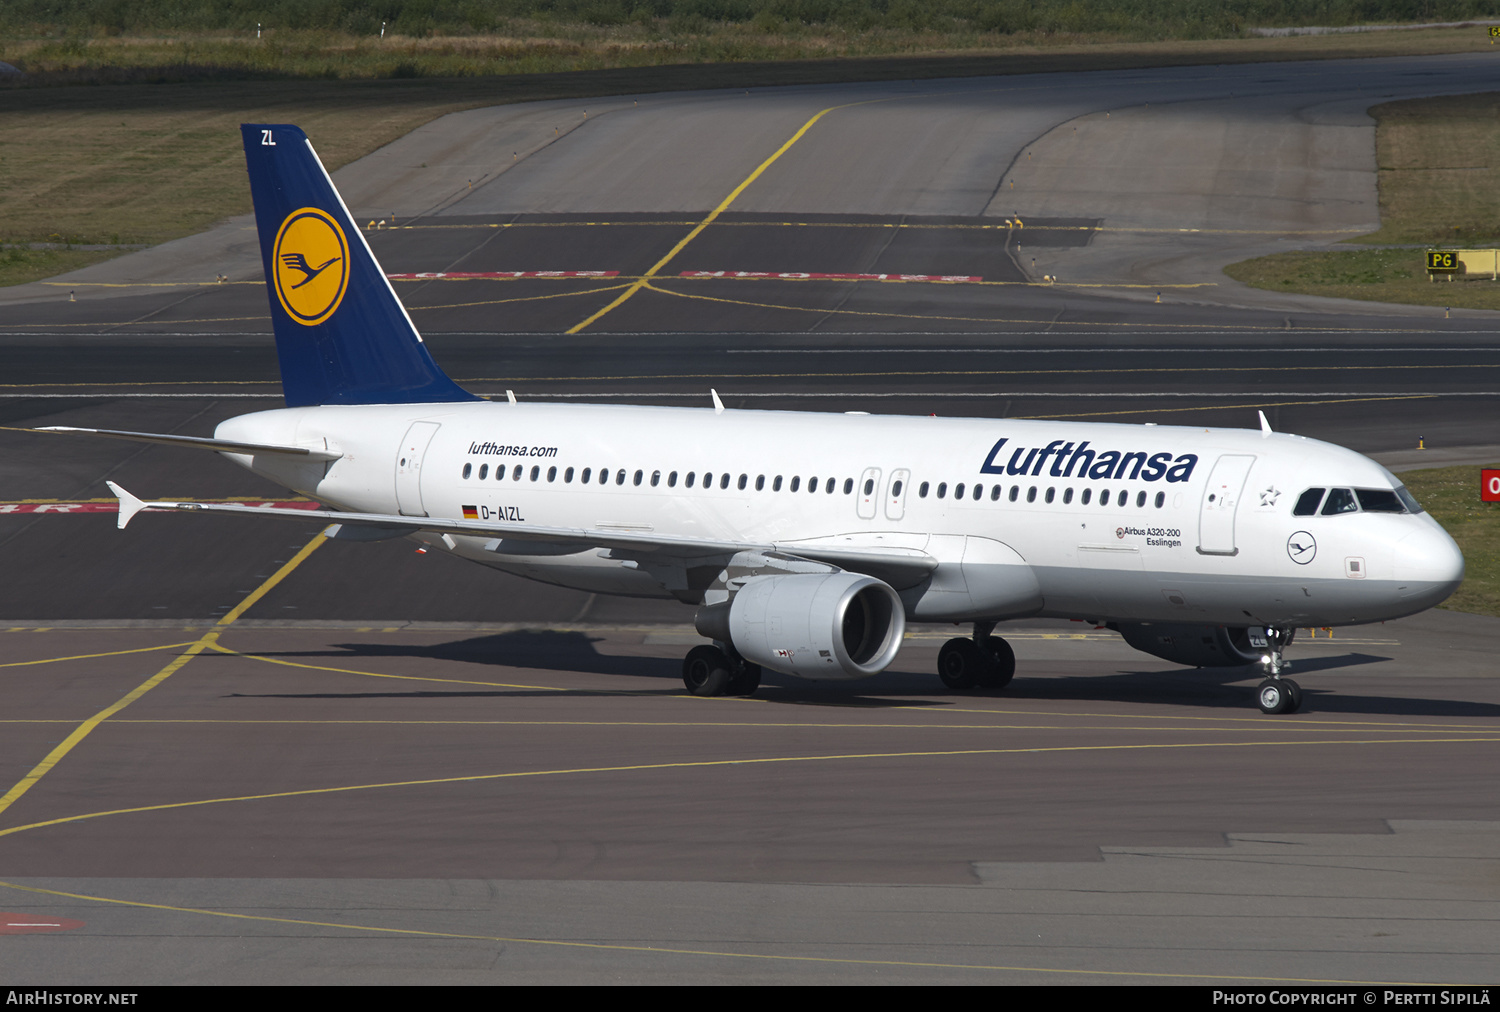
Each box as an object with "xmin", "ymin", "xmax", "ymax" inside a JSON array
[{"xmin": 1427, "ymin": 249, "xmax": 1500, "ymax": 279}]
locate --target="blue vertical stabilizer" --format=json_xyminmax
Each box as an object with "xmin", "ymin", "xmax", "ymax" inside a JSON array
[{"xmin": 240, "ymin": 124, "xmax": 477, "ymax": 408}]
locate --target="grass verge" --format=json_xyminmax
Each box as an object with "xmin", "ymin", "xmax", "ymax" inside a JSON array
[
  {"xmin": 1226, "ymin": 92, "xmax": 1500, "ymax": 311},
  {"xmin": 0, "ymin": 248, "xmax": 121, "ymax": 288},
  {"xmin": 1401, "ymin": 464, "xmax": 1500, "ymax": 617},
  {"xmin": 1222, "ymin": 247, "xmax": 1500, "ymax": 312}
]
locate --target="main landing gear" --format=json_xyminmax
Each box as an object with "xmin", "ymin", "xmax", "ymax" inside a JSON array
[
  {"xmin": 1254, "ymin": 626, "xmax": 1301, "ymax": 714},
  {"xmin": 682, "ymin": 644, "xmax": 761, "ymax": 697},
  {"xmin": 937, "ymin": 621, "xmax": 1016, "ymax": 691}
]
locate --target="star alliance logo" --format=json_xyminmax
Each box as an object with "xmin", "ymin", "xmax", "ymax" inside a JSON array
[{"xmin": 1259, "ymin": 486, "xmax": 1281, "ymax": 507}]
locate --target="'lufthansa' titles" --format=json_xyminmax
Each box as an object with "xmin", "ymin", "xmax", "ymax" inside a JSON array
[{"xmin": 980, "ymin": 438, "xmax": 1198, "ymax": 483}]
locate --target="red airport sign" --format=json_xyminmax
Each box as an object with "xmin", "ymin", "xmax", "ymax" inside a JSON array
[{"xmin": 1483, "ymin": 469, "xmax": 1500, "ymax": 503}]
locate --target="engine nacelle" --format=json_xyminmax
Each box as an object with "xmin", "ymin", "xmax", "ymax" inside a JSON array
[
  {"xmin": 1114, "ymin": 623, "xmax": 1291, "ymax": 668},
  {"xmin": 696, "ymin": 573, "xmax": 905, "ymax": 680}
]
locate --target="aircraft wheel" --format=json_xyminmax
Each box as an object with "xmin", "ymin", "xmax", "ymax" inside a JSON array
[
  {"xmin": 683, "ymin": 645, "xmax": 733, "ymax": 697},
  {"xmin": 1256, "ymin": 678, "xmax": 1293, "ymax": 715},
  {"xmin": 728, "ymin": 664, "xmax": 762, "ymax": 697},
  {"xmin": 1281, "ymin": 677, "xmax": 1303, "ymax": 713},
  {"xmin": 938, "ymin": 637, "xmax": 982, "ymax": 690},
  {"xmin": 976, "ymin": 636, "xmax": 1016, "ymax": 689}
]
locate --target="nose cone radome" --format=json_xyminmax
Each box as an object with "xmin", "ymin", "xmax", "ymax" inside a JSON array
[{"xmin": 1393, "ymin": 518, "xmax": 1465, "ymax": 608}]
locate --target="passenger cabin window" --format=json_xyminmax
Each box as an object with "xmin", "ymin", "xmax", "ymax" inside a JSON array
[
  {"xmin": 773, "ymin": 476, "xmax": 783, "ymax": 491},
  {"xmin": 826, "ymin": 478, "xmax": 835, "ymax": 494},
  {"xmin": 721, "ymin": 473, "xmax": 731, "ymax": 490},
  {"xmin": 633, "ymin": 469, "xmax": 643, "ymax": 486},
  {"xmin": 564, "ymin": 467, "xmax": 574, "ymax": 483},
  {"xmin": 581, "ymin": 467, "xmax": 592, "ymax": 484},
  {"xmin": 1008, "ymin": 486, "xmax": 1019, "ymax": 502},
  {"xmin": 755, "ymin": 475, "xmax": 765, "ymax": 491},
  {"xmin": 791, "ymin": 477, "xmax": 800, "ymax": 492},
  {"xmin": 937, "ymin": 483, "xmax": 947, "ymax": 499},
  {"xmin": 972, "ymin": 484, "xmax": 982, "ymax": 501},
  {"xmin": 844, "ymin": 478, "xmax": 854, "ymax": 494},
  {"xmin": 918, "ymin": 481, "xmax": 928, "ymax": 498},
  {"xmin": 1026, "ymin": 486, "xmax": 1037, "ymax": 503},
  {"xmin": 530, "ymin": 466, "xmax": 540, "ymax": 481},
  {"xmin": 1063, "ymin": 488, "xmax": 1073, "ymax": 504},
  {"xmin": 1154, "ymin": 491, "xmax": 1164, "ymax": 508},
  {"xmin": 738, "ymin": 474, "xmax": 747, "ymax": 490},
  {"xmin": 955, "ymin": 483, "xmax": 966, "ymax": 499},
  {"xmin": 668, "ymin": 471, "xmax": 678, "ymax": 487},
  {"xmin": 892, "ymin": 479, "xmax": 903, "ymax": 497},
  {"xmin": 462, "ymin": 463, "xmax": 472, "ymax": 479},
  {"xmin": 686, "ymin": 472, "xmax": 697, "ymax": 488},
  {"xmin": 1044, "ymin": 487, "xmax": 1055, "ymax": 504},
  {"xmin": 1136, "ymin": 490, "xmax": 1146, "ymax": 508},
  {"xmin": 651, "ymin": 470, "xmax": 661, "ymax": 487},
  {"xmin": 991, "ymin": 485, "xmax": 1002, "ymax": 501},
  {"xmin": 616, "ymin": 469, "xmax": 626, "ymax": 486},
  {"xmin": 1081, "ymin": 488, "xmax": 1092, "ymax": 505},
  {"xmin": 478, "ymin": 464, "xmax": 488, "ymax": 480}
]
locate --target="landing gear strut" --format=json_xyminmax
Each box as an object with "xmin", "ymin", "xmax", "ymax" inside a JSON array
[
  {"xmin": 682, "ymin": 643, "xmax": 761, "ymax": 697},
  {"xmin": 937, "ymin": 622, "xmax": 1016, "ymax": 691},
  {"xmin": 1254, "ymin": 626, "xmax": 1301, "ymax": 714}
]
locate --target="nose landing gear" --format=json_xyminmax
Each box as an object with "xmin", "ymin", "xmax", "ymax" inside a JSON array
[{"xmin": 1254, "ymin": 627, "xmax": 1301, "ymax": 714}]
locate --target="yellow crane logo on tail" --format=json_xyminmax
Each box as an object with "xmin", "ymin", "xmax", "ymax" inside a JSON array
[{"xmin": 272, "ymin": 207, "xmax": 349, "ymax": 325}]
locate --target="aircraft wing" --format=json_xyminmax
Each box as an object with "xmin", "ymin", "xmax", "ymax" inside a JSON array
[
  {"xmin": 106, "ymin": 483, "xmax": 938, "ymax": 583},
  {"xmin": 38, "ymin": 426, "xmax": 342, "ymax": 461}
]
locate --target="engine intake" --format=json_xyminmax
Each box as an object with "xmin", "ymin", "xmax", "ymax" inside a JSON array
[{"xmin": 696, "ymin": 573, "xmax": 905, "ymax": 679}]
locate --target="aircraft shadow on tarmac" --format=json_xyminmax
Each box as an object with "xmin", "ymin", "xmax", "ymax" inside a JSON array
[
  {"xmin": 221, "ymin": 633, "xmax": 1500, "ymax": 717},
  {"xmin": 222, "ymin": 629, "xmax": 685, "ymax": 699}
]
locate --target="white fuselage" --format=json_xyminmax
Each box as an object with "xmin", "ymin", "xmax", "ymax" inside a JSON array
[{"xmin": 217, "ymin": 401, "xmax": 1464, "ymax": 629}]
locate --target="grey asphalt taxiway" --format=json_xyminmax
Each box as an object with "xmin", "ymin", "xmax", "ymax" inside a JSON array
[{"xmin": 2, "ymin": 53, "xmax": 1499, "ymax": 985}]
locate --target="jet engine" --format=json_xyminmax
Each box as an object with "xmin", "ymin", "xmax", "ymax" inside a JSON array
[
  {"xmin": 695, "ymin": 573, "xmax": 905, "ymax": 679},
  {"xmin": 1113, "ymin": 623, "xmax": 1289, "ymax": 668}
]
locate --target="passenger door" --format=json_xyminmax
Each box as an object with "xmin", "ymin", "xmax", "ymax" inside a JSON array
[
  {"xmin": 395, "ymin": 420, "xmax": 440, "ymax": 517},
  {"xmin": 1197, "ymin": 454, "xmax": 1256, "ymax": 556}
]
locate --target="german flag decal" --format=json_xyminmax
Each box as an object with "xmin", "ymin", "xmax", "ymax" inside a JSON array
[{"xmin": 461, "ymin": 505, "xmax": 479, "ymax": 520}]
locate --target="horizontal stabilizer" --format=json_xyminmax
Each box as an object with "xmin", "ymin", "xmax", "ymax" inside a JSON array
[
  {"xmin": 38, "ymin": 426, "xmax": 342, "ymax": 461},
  {"xmin": 106, "ymin": 481, "xmax": 147, "ymax": 530}
]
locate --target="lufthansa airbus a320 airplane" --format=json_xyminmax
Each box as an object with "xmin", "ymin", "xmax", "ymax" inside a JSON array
[{"xmin": 43, "ymin": 125, "xmax": 1465, "ymax": 714}]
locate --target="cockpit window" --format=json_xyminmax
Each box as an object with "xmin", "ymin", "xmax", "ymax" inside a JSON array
[
  {"xmin": 1320, "ymin": 488, "xmax": 1358, "ymax": 515},
  {"xmin": 1356, "ymin": 488, "xmax": 1405, "ymax": 513},
  {"xmin": 1396, "ymin": 485, "xmax": 1424, "ymax": 514},
  {"xmin": 1293, "ymin": 488, "xmax": 1325, "ymax": 516}
]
